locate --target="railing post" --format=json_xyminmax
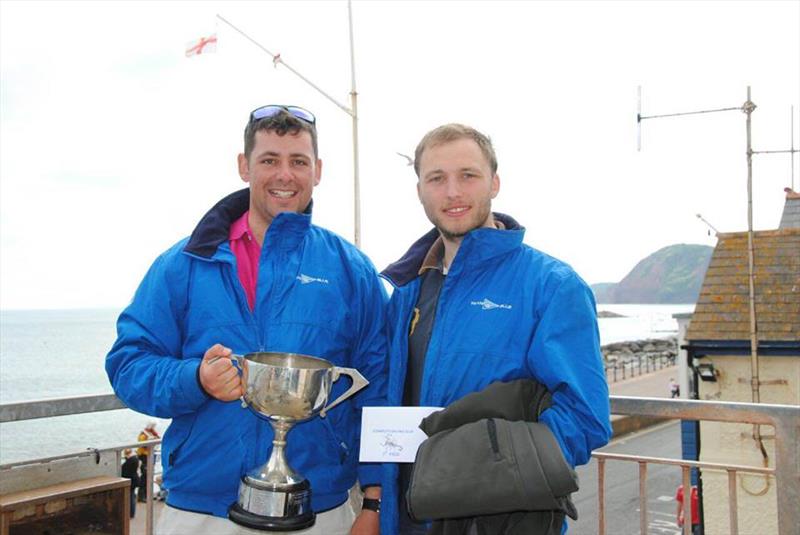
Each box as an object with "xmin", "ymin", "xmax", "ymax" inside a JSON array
[
  {"xmin": 598, "ymin": 457, "xmax": 606, "ymax": 535},
  {"xmin": 728, "ymin": 470, "xmax": 739, "ymax": 535},
  {"xmin": 682, "ymin": 466, "xmax": 692, "ymax": 535},
  {"xmin": 638, "ymin": 462, "xmax": 648, "ymax": 534},
  {"xmin": 146, "ymin": 444, "xmax": 154, "ymax": 535},
  {"xmin": 773, "ymin": 412, "xmax": 800, "ymax": 535}
]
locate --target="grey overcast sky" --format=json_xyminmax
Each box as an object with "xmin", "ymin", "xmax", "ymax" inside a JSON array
[{"xmin": 1, "ymin": 0, "xmax": 798, "ymax": 310}]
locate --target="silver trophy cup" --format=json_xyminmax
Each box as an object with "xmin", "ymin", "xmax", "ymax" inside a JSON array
[{"xmin": 226, "ymin": 352, "xmax": 369, "ymax": 531}]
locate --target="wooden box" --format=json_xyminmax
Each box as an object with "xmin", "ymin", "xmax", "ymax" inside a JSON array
[{"xmin": 0, "ymin": 476, "xmax": 130, "ymax": 535}]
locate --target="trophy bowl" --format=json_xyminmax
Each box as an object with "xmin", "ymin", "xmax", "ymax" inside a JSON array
[{"xmin": 227, "ymin": 352, "xmax": 368, "ymax": 531}]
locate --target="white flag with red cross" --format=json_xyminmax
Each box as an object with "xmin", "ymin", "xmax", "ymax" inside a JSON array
[{"xmin": 185, "ymin": 34, "xmax": 217, "ymax": 57}]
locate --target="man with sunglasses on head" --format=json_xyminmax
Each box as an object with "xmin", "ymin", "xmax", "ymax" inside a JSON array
[
  {"xmin": 379, "ymin": 124, "xmax": 612, "ymax": 534},
  {"xmin": 107, "ymin": 105, "xmax": 386, "ymax": 535}
]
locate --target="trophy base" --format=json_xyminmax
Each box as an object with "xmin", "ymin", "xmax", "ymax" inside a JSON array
[
  {"xmin": 229, "ymin": 478, "xmax": 315, "ymax": 532},
  {"xmin": 228, "ymin": 502, "xmax": 315, "ymax": 532}
]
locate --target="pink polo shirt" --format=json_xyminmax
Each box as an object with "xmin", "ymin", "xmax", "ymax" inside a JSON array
[{"xmin": 229, "ymin": 211, "xmax": 261, "ymax": 311}]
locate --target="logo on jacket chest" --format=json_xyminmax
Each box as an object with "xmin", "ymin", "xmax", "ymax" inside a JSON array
[
  {"xmin": 296, "ymin": 273, "xmax": 330, "ymax": 285},
  {"xmin": 470, "ymin": 298, "xmax": 513, "ymax": 310}
]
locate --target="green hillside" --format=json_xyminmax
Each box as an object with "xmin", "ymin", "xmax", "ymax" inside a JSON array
[{"xmin": 591, "ymin": 244, "xmax": 713, "ymax": 304}]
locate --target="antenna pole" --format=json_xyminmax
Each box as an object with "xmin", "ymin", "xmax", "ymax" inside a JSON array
[
  {"xmin": 792, "ymin": 106, "xmax": 796, "ymax": 190},
  {"xmin": 743, "ymin": 87, "xmax": 760, "ymax": 406}
]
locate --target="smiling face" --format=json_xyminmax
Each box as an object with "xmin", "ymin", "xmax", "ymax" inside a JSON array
[
  {"xmin": 238, "ymin": 129, "xmax": 322, "ymax": 240},
  {"xmin": 416, "ymin": 137, "xmax": 500, "ymax": 243}
]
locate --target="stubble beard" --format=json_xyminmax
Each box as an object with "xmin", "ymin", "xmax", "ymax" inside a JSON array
[
  {"xmin": 438, "ymin": 227, "xmax": 468, "ymax": 242},
  {"xmin": 435, "ymin": 199, "xmax": 493, "ymax": 242}
]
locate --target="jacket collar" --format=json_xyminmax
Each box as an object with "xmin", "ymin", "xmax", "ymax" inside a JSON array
[
  {"xmin": 381, "ymin": 212, "xmax": 525, "ymax": 287},
  {"xmin": 184, "ymin": 188, "xmax": 313, "ymax": 258}
]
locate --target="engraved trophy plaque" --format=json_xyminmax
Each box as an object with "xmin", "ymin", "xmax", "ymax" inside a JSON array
[{"xmin": 227, "ymin": 352, "xmax": 368, "ymax": 531}]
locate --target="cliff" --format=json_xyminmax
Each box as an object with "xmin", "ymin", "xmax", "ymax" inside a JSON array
[{"xmin": 592, "ymin": 244, "xmax": 713, "ymax": 304}]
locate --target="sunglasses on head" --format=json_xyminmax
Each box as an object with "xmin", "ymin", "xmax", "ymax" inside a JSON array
[{"xmin": 249, "ymin": 105, "xmax": 316, "ymax": 125}]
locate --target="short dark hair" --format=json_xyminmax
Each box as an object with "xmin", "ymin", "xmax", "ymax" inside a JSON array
[
  {"xmin": 414, "ymin": 123, "xmax": 498, "ymax": 177},
  {"xmin": 243, "ymin": 110, "xmax": 318, "ymax": 159}
]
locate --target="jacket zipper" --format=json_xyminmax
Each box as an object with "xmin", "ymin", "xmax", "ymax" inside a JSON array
[
  {"xmin": 486, "ymin": 418, "xmax": 502, "ymax": 461},
  {"xmin": 250, "ymin": 247, "xmax": 276, "ymax": 468},
  {"xmin": 322, "ymin": 417, "xmax": 349, "ymax": 463}
]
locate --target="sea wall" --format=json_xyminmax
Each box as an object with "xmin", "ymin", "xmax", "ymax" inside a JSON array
[{"xmin": 601, "ymin": 336, "xmax": 677, "ymax": 363}]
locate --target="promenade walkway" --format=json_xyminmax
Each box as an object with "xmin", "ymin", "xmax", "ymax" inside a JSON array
[
  {"xmin": 609, "ymin": 364, "xmax": 675, "ymax": 398},
  {"xmin": 609, "ymin": 365, "xmax": 677, "ymax": 436}
]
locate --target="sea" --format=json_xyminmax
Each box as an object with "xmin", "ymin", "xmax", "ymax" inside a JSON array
[{"xmin": 0, "ymin": 303, "xmax": 693, "ymax": 465}]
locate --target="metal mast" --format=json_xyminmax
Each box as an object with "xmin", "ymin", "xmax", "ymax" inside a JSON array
[{"xmin": 217, "ymin": 0, "xmax": 363, "ymax": 247}]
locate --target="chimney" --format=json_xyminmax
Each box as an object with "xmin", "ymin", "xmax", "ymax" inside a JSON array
[{"xmin": 779, "ymin": 188, "xmax": 800, "ymax": 229}]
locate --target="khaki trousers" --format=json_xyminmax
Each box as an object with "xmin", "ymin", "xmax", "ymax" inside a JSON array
[{"xmin": 156, "ymin": 491, "xmax": 360, "ymax": 535}]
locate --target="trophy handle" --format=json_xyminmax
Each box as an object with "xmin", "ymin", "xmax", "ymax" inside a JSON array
[
  {"xmin": 320, "ymin": 367, "xmax": 369, "ymax": 418},
  {"xmin": 229, "ymin": 354, "xmax": 248, "ymax": 409}
]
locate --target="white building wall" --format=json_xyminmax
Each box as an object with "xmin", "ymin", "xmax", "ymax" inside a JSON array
[{"xmin": 698, "ymin": 355, "xmax": 800, "ymax": 535}]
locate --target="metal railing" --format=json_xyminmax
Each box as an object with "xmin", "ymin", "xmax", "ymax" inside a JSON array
[
  {"xmin": 0, "ymin": 393, "xmax": 125, "ymax": 423},
  {"xmin": 2, "ymin": 394, "xmax": 798, "ymax": 535},
  {"xmin": 605, "ymin": 396, "xmax": 799, "ymax": 535},
  {"xmin": 604, "ymin": 353, "xmax": 676, "ymax": 383},
  {"xmin": 1, "ymin": 394, "xmax": 160, "ymax": 535},
  {"xmin": 594, "ymin": 452, "xmax": 773, "ymax": 535}
]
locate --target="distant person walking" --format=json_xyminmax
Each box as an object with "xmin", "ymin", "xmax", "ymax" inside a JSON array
[
  {"xmin": 121, "ymin": 449, "xmax": 140, "ymax": 518},
  {"xmin": 676, "ymin": 484, "xmax": 700, "ymax": 534},
  {"xmin": 669, "ymin": 377, "xmax": 680, "ymax": 398},
  {"xmin": 136, "ymin": 421, "xmax": 160, "ymax": 503}
]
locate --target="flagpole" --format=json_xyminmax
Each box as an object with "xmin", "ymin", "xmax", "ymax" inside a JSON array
[
  {"xmin": 216, "ymin": 4, "xmax": 363, "ymax": 248},
  {"xmin": 347, "ymin": 0, "xmax": 361, "ymax": 249}
]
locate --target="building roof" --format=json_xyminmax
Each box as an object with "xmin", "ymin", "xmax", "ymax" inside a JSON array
[{"xmin": 685, "ymin": 227, "xmax": 800, "ymax": 342}]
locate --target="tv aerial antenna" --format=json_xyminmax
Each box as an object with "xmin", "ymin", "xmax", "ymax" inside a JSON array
[
  {"xmin": 637, "ymin": 86, "xmax": 798, "ymax": 187},
  {"xmin": 637, "ymin": 87, "xmax": 798, "ymax": 526}
]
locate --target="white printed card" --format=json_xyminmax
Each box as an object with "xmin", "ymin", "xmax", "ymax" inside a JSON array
[{"xmin": 359, "ymin": 406, "xmax": 442, "ymax": 463}]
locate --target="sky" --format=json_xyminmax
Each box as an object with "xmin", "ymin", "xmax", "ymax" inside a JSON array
[{"xmin": 1, "ymin": 0, "xmax": 798, "ymax": 310}]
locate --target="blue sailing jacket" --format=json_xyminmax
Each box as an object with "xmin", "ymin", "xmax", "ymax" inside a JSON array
[
  {"xmin": 106, "ymin": 189, "xmax": 388, "ymax": 517},
  {"xmin": 379, "ymin": 214, "xmax": 611, "ymax": 534}
]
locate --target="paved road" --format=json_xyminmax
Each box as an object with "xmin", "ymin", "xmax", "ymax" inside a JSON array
[{"xmin": 570, "ymin": 420, "xmax": 685, "ymax": 535}]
